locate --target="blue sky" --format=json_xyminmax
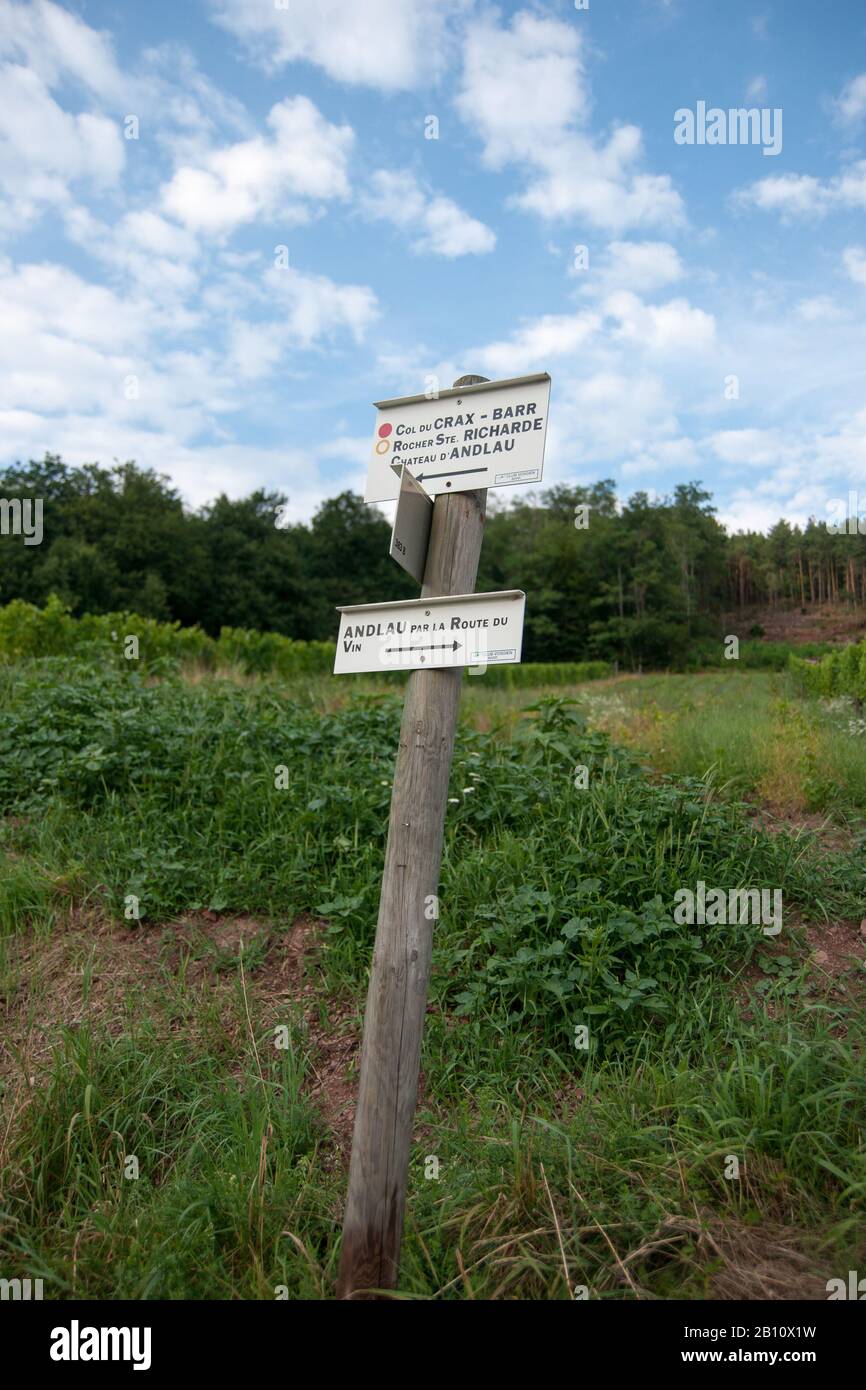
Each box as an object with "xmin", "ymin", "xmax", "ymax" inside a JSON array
[{"xmin": 2, "ymin": 0, "xmax": 866, "ymax": 532}]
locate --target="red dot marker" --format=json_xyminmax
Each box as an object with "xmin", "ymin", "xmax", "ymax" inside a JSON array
[{"xmin": 378, "ymin": 423, "xmax": 392, "ymax": 438}]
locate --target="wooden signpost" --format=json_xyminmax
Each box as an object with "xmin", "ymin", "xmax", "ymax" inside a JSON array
[{"xmin": 335, "ymin": 373, "xmax": 549, "ymax": 1298}]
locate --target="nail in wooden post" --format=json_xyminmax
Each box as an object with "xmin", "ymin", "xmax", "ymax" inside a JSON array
[{"xmin": 337, "ymin": 375, "xmax": 489, "ymax": 1299}]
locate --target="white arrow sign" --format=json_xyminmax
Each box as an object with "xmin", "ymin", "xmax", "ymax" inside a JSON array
[
  {"xmin": 334, "ymin": 590, "xmax": 526, "ymax": 675},
  {"xmin": 365, "ymin": 373, "xmax": 551, "ymax": 504}
]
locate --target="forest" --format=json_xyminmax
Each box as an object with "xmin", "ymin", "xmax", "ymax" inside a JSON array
[{"xmin": 2, "ymin": 455, "xmax": 865, "ymax": 667}]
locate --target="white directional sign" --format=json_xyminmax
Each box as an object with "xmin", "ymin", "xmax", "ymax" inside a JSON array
[
  {"xmin": 389, "ymin": 465, "xmax": 433, "ymax": 583},
  {"xmin": 365, "ymin": 373, "xmax": 551, "ymax": 504},
  {"xmin": 334, "ymin": 590, "xmax": 526, "ymax": 675}
]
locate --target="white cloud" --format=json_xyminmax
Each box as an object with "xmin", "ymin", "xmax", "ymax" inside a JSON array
[
  {"xmin": 735, "ymin": 172, "xmax": 828, "ymax": 217},
  {"xmin": 0, "ymin": 5, "xmax": 253, "ymax": 244},
  {"xmin": 558, "ymin": 370, "xmax": 680, "ymax": 462},
  {"xmin": 0, "ymin": 1, "xmax": 256, "ymax": 177},
  {"xmin": 587, "ymin": 240, "xmax": 684, "ymax": 293},
  {"xmin": 719, "ymin": 496, "xmax": 789, "ymax": 533},
  {"xmin": 835, "ymin": 163, "xmax": 866, "ymax": 205},
  {"xmin": 0, "ymin": 252, "xmax": 379, "ymax": 503},
  {"xmin": 1, "ymin": 407, "xmax": 337, "ymax": 513},
  {"xmin": 160, "ymin": 96, "xmax": 353, "ymax": 234},
  {"xmin": 843, "ymin": 246, "xmax": 866, "ymax": 286},
  {"xmin": 263, "ymin": 265, "xmax": 378, "ymax": 348},
  {"xmin": 515, "ymin": 135, "xmax": 684, "ymax": 230},
  {"xmin": 62, "ymin": 206, "xmax": 201, "ymax": 305},
  {"xmin": 138, "ymin": 44, "xmax": 252, "ymax": 141},
  {"xmin": 0, "ymin": 260, "xmax": 226, "ymax": 440},
  {"xmin": 707, "ymin": 427, "xmax": 786, "ymax": 467},
  {"xmin": 121, "ymin": 210, "xmax": 200, "ymax": 261},
  {"xmin": 0, "ymin": 0, "xmax": 127, "ymax": 103},
  {"xmin": 0, "ymin": 260, "xmax": 156, "ymax": 352},
  {"xmin": 735, "ymin": 162, "xmax": 866, "ymax": 219},
  {"xmin": 2, "ymin": 0, "xmax": 863, "ymax": 543},
  {"xmin": 456, "ymin": 11, "xmax": 684, "ymax": 231},
  {"xmin": 420, "ymin": 195, "xmax": 495, "ymax": 258},
  {"xmin": 226, "ymin": 321, "xmax": 284, "ymax": 382},
  {"xmin": 0, "ymin": 64, "xmax": 124, "ymax": 233},
  {"xmin": 708, "ymin": 411, "xmax": 866, "ymax": 531},
  {"xmin": 360, "ymin": 170, "xmax": 495, "ymax": 257},
  {"xmin": 315, "ymin": 434, "xmax": 371, "ymax": 464},
  {"xmin": 746, "ymin": 75, "xmax": 767, "ymax": 100},
  {"xmin": 472, "ymin": 310, "xmax": 602, "ymax": 378},
  {"xmin": 621, "ymin": 436, "xmax": 701, "ymax": 479},
  {"xmin": 834, "ymin": 72, "xmax": 866, "ymax": 126},
  {"xmin": 208, "ymin": 0, "xmax": 464, "ymax": 91},
  {"xmin": 456, "ymin": 12, "xmax": 588, "ymax": 166},
  {"xmin": 604, "ymin": 290, "xmax": 715, "ymax": 353},
  {"xmin": 454, "ymin": 273, "xmax": 866, "ymax": 529},
  {"xmin": 796, "ymin": 295, "xmax": 844, "ymax": 322}
]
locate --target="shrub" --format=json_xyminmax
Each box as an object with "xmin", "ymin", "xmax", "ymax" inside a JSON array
[
  {"xmin": 789, "ymin": 639, "xmax": 866, "ymax": 702},
  {"xmin": 0, "ymin": 599, "xmax": 610, "ymax": 686}
]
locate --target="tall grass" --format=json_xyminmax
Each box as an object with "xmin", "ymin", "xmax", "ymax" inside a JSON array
[{"xmin": 3, "ymin": 1002, "xmax": 863, "ymax": 1300}]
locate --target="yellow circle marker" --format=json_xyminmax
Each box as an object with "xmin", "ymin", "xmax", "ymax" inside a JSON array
[{"xmin": 375, "ymin": 439, "xmax": 391, "ymax": 455}]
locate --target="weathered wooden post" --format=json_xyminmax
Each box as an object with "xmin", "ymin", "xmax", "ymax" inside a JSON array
[
  {"xmin": 337, "ymin": 375, "xmax": 489, "ymax": 1299},
  {"xmin": 334, "ymin": 370, "xmax": 548, "ymax": 1297}
]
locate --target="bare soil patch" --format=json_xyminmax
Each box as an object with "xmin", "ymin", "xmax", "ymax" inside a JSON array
[
  {"xmin": 726, "ymin": 603, "xmax": 866, "ymax": 647},
  {"xmin": 746, "ymin": 802, "xmax": 856, "ymax": 854}
]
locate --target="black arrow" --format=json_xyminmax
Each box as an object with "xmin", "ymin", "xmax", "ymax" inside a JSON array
[
  {"xmin": 384, "ymin": 640, "xmax": 462, "ymax": 654},
  {"xmin": 416, "ymin": 467, "xmax": 486, "ymax": 483}
]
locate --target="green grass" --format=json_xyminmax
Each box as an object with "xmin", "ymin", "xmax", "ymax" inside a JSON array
[
  {"xmin": 1, "ymin": 659, "xmax": 865, "ymax": 1299},
  {"xmin": 3, "ymin": 1018, "xmax": 326, "ymax": 1299},
  {"xmin": 4, "ymin": 1004, "xmax": 863, "ymax": 1300},
  {"xmin": 479, "ymin": 671, "xmax": 866, "ymax": 819}
]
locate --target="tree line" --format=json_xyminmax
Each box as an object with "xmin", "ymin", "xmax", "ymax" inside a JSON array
[{"xmin": 1, "ymin": 455, "xmax": 864, "ymax": 667}]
